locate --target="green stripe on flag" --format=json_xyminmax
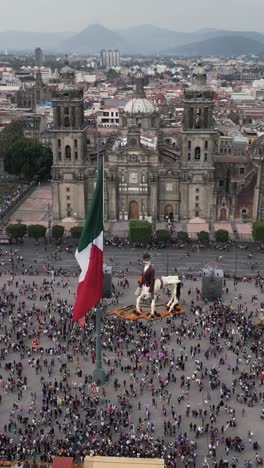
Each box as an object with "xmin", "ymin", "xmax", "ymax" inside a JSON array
[{"xmin": 77, "ymin": 167, "xmax": 103, "ymax": 252}]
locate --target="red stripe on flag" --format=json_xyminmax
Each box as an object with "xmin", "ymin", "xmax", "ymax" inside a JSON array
[{"xmin": 73, "ymin": 244, "xmax": 103, "ymax": 322}]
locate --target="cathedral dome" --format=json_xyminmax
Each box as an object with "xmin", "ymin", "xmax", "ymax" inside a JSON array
[{"xmin": 124, "ymin": 97, "xmax": 155, "ymax": 115}]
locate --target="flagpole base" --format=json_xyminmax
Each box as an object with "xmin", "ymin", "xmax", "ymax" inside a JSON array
[{"xmin": 92, "ymin": 367, "xmax": 106, "ymax": 386}]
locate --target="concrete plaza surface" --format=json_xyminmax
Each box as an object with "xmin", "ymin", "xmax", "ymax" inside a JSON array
[{"xmin": 0, "ymin": 245, "xmax": 263, "ymax": 467}]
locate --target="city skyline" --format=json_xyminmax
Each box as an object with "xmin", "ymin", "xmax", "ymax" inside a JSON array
[{"xmin": 0, "ymin": 0, "xmax": 264, "ymax": 33}]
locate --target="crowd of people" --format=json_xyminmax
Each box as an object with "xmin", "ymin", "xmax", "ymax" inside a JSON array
[
  {"xmin": 0, "ymin": 181, "xmax": 34, "ymax": 221},
  {"xmin": 0, "ymin": 250, "xmax": 263, "ymax": 467}
]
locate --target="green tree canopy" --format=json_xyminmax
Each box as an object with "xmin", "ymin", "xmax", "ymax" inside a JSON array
[
  {"xmin": 28, "ymin": 224, "xmax": 47, "ymax": 239},
  {"xmin": 52, "ymin": 225, "xmax": 65, "ymax": 240},
  {"xmin": 6, "ymin": 223, "xmax": 27, "ymax": 240},
  {"xmin": 156, "ymin": 229, "xmax": 171, "ymax": 242},
  {"xmin": 4, "ymin": 137, "xmax": 52, "ymax": 180},
  {"xmin": 252, "ymin": 221, "xmax": 264, "ymax": 241},
  {"xmin": 106, "ymin": 69, "xmax": 119, "ymax": 81},
  {"xmin": 0, "ymin": 121, "xmax": 24, "ymax": 162},
  {"xmin": 70, "ymin": 226, "xmax": 83, "ymax": 240},
  {"xmin": 177, "ymin": 231, "xmax": 188, "ymax": 242},
  {"xmin": 197, "ymin": 231, "xmax": 210, "ymax": 243},
  {"xmin": 215, "ymin": 229, "xmax": 229, "ymax": 242},
  {"xmin": 129, "ymin": 220, "xmax": 152, "ymax": 243}
]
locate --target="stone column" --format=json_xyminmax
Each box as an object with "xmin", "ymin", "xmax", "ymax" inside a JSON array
[
  {"xmin": 108, "ymin": 181, "xmax": 117, "ymax": 221},
  {"xmin": 150, "ymin": 182, "xmax": 158, "ymax": 219}
]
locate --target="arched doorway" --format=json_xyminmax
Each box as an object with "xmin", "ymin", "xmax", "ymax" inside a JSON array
[
  {"xmin": 129, "ymin": 200, "xmax": 139, "ymax": 220},
  {"xmin": 164, "ymin": 204, "xmax": 173, "ymax": 220},
  {"xmin": 220, "ymin": 208, "xmax": 227, "ymax": 221}
]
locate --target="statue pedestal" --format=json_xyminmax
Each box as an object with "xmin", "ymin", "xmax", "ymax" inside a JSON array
[{"xmin": 84, "ymin": 457, "xmax": 164, "ymax": 468}]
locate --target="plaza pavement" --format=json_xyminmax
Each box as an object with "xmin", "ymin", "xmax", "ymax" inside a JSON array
[{"xmin": 0, "ymin": 260, "xmax": 263, "ymax": 466}]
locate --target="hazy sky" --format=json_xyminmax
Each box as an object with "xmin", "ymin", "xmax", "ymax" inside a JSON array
[{"xmin": 0, "ymin": 0, "xmax": 263, "ymax": 32}]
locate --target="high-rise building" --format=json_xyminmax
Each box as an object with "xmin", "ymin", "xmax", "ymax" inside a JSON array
[
  {"xmin": 100, "ymin": 49, "xmax": 120, "ymax": 69},
  {"xmin": 113, "ymin": 49, "xmax": 120, "ymax": 67},
  {"xmin": 35, "ymin": 47, "xmax": 44, "ymax": 67}
]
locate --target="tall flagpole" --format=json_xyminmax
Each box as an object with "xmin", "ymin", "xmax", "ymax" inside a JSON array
[{"xmin": 92, "ymin": 134, "xmax": 106, "ymax": 386}]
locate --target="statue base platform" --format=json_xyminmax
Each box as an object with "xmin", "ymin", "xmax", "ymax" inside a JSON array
[
  {"xmin": 256, "ymin": 321, "xmax": 264, "ymax": 329},
  {"xmin": 107, "ymin": 303, "xmax": 185, "ymax": 321}
]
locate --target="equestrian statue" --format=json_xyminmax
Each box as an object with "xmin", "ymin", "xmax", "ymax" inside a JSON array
[{"xmin": 135, "ymin": 252, "xmax": 182, "ymax": 318}]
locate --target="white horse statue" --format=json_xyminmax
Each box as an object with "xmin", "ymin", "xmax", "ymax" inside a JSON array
[{"xmin": 135, "ymin": 275, "xmax": 181, "ymax": 318}]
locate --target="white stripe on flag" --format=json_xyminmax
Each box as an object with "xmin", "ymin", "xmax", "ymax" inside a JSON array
[{"xmin": 75, "ymin": 231, "xmax": 103, "ymax": 283}]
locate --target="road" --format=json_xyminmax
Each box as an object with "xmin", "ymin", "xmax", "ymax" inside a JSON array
[{"xmin": 0, "ymin": 240, "xmax": 263, "ymax": 277}]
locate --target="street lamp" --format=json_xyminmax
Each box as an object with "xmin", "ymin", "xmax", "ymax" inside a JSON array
[
  {"xmin": 234, "ymin": 240, "xmax": 238, "ymax": 279},
  {"xmin": 9, "ymin": 248, "xmax": 15, "ymax": 279},
  {"xmin": 257, "ymin": 155, "xmax": 264, "ymax": 221},
  {"xmin": 47, "ymin": 203, "xmax": 52, "ymax": 245}
]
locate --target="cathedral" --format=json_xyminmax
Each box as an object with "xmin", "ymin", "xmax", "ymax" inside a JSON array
[{"xmin": 51, "ymin": 63, "xmax": 260, "ymax": 224}]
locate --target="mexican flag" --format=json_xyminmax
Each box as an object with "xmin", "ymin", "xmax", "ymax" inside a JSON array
[{"xmin": 73, "ymin": 167, "xmax": 103, "ymax": 322}]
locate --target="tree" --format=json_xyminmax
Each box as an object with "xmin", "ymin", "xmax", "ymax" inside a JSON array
[
  {"xmin": 4, "ymin": 137, "xmax": 52, "ymax": 180},
  {"xmin": 252, "ymin": 221, "xmax": 264, "ymax": 241},
  {"xmin": 215, "ymin": 229, "xmax": 229, "ymax": 243},
  {"xmin": 52, "ymin": 225, "xmax": 65, "ymax": 240},
  {"xmin": 70, "ymin": 226, "xmax": 83, "ymax": 240},
  {"xmin": 156, "ymin": 229, "xmax": 171, "ymax": 242},
  {"xmin": 6, "ymin": 223, "xmax": 27, "ymax": 240},
  {"xmin": 177, "ymin": 231, "xmax": 188, "ymax": 242},
  {"xmin": 197, "ymin": 231, "xmax": 210, "ymax": 243},
  {"xmin": 28, "ymin": 224, "xmax": 46, "ymax": 239},
  {"xmin": 0, "ymin": 121, "xmax": 24, "ymax": 162},
  {"xmin": 106, "ymin": 69, "xmax": 119, "ymax": 81},
  {"xmin": 129, "ymin": 220, "xmax": 152, "ymax": 243}
]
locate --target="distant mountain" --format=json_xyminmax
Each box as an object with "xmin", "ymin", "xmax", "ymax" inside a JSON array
[
  {"xmin": 119, "ymin": 25, "xmax": 192, "ymax": 53},
  {"xmin": 62, "ymin": 24, "xmax": 124, "ymax": 54},
  {"xmin": 169, "ymin": 35, "xmax": 264, "ymax": 57},
  {"xmin": 119, "ymin": 26, "xmax": 264, "ymax": 55},
  {"xmin": 1, "ymin": 25, "xmax": 264, "ymax": 56},
  {"xmin": 0, "ymin": 31, "xmax": 73, "ymax": 52}
]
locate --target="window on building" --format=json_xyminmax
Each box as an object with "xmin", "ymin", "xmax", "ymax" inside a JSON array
[
  {"xmin": 72, "ymin": 107, "xmax": 76, "ymax": 128},
  {"xmin": 204, "ymin": 153, "xmax": 208, "ymax": 161},
  {"xmin": 64, "ymin": 116, "xmax": 70, "ymax": 127},
  {"xmin": 57, "ymin": 107, "xmax": 61, "ymax": 127},
  {"xmin": 228, "ymin": 148, "xmax": 232, "ymax": 154},
  {"xmin": 67, "ymin": 203, "xmax": 71, "ymax": 208},
  {"xmin": 66, "ymin": 188, "xmax": 70, "ymax": 192},
  {"xmin": 75, "ymin": 152, "xmax": 78, "ymax": 160},
  {"xmin": 194, "ymin": 147, "xmax": 201, "ymax": 160},
  {"xmin": 188, "ymin": 153, "xmax": 191, "ymax": 161},
  {"xmin": 195, "ymin": 210, "xmax": 199, "ymax": 217},
  {"xmin": 196, "ymin": 188, "xmax": 199, "ymax": 193},
  {"xmin": 64, "ymin": 107, "xmax": 69, "ymax": 115},
  {"xmin": 205, "ymin": 140, "xmax": 208, "ymax": 150},
  {"xmin": 219, "ymin": 180, "xmax": 224, "ymax": 187},
  {"xmin": 67, "ymin": 196, "xmax": 70, "ymax": 200},
  {"xmin": 58, "ymin": 138, "xmax": 61, "ymax": 148},
  {"xmin": 58, "ymin": 151, "xmax": 61, "ymax": 161},
  {"xmin": 65, "ymin": 145, "xmax": 71, "ymax": 160},
  {"xmin": 195, "ymin": 203, "xmax": 199, "ymax": 208},
  {"xmin": 188, "ymin": 140, "xmax": 191, "ymax": 150},
  {"xmin": 74, "ymin": 139, "xmax": 78, "ymax": 148},
  {"xmin": 196, "ymin": 196, "xmax": 199, "ymax": 201},
  {"xmin": 240, "ymin": 167, "xmax": 245, "ymax": 175}
]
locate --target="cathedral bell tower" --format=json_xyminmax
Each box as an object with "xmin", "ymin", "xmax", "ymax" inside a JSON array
[
  {"xmin": 135, "ymin": 69, "xmax": 146, "ymax": 98},
  {"xmin": 51, "ymin": 61, "xmax": 87, "ymax": 222},
  {"xmin": 181, "ymin": 63, "xmax": 216, "ymax": 222}
]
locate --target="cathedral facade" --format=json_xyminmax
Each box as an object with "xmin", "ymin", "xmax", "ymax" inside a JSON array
[{"xmin": 51, "ymin": 64, "xmax": 259, "ymax": 224}]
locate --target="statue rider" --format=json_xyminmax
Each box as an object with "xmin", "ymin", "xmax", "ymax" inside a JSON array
[{"xmin": 136, "ymin": 252, "xmax": 160, "ymax": 317}]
